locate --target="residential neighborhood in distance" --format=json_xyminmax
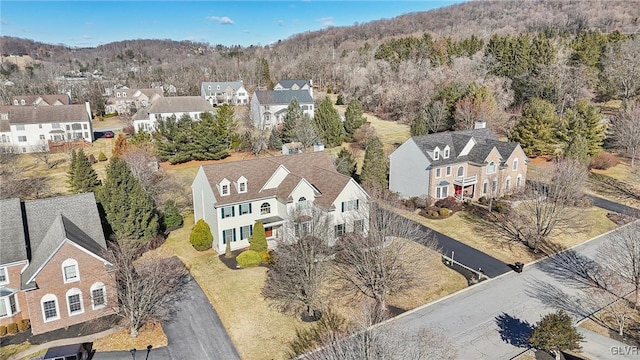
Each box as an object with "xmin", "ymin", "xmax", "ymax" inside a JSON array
[{"xmin": 1, "ymin": 1, "xmax": 640, "ymax": 359}]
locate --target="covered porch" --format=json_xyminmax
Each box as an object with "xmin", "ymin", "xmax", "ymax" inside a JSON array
[{"xmin": 453, "ymin": 174, "xmax": 477, "ymax": 201}]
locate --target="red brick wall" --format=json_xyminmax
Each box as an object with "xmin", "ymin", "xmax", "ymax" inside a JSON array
[
  {"xmin": 0, "ymin": 261, "xmax": 28, "ymax": 327},
  {"xmin": 23, "ymin": 242, "xmax": 117, "ymax": 335}
]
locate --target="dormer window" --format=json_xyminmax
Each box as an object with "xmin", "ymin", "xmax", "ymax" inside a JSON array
[
  {"xmin": 13, "ymin": 100, "xmax": 18, "ymax": 105},
  {"xmin": 237, "ymin": 176, "xmax": 247, "ymax": 194},
  {"xmin": 123, "ymin": 92, "xmax": 127, "ymax": 97},
  {"xmin": 116, "ymin": 92, "xmax": 121, "ymax": 97},
  {"xmin": 433, "ymin": 148, "xmax": 440, "ymax": 160},
  {"xmin": 208, "ymin": 85, "xmax": 211, "ymax": 90},
  {"xmin": 443, "ymin": 146, "xmax": 450, "ymax": 159},
  {"xmin": 20, "ymin": 99, "xmax": 25, "ymax": 105},
  {"xmin": 221, "ymin": 184, "xmax": 229, "ymax": 195},
  {"xmin": 217, "ymin": 85, "xmax": 220, "ymax": 90},
  {"xmin": 220, "ymin": 178, "xmax": 231, "ymax": 196}
]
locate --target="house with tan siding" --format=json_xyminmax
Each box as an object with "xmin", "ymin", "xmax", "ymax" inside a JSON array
[{"xmin": 389, "ymin": 124, "xmax": 527, "ymax": 201}]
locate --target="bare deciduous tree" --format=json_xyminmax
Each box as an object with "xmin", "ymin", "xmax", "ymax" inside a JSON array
[
  {"xmin": 244, "ymin": 128, "xmax": 269, "ymax": 156},
  {"xmin": 610, "ymin": 101, "xmax": 640, "ymax": 167},
  {"xmin": 603, "ymin": 38, "xmax": 640, "ymax": 100},
  {"xmin": 33, "ymin": 140, "xmax": 54, "ymax": 169},
  {"xmin": 598, "ymin": 223, "xmax": 640, "ymax": 307},
  {"xmin": 262, "ymin": 204, "xmax": 333, "ymax": 319},
  {"xmin": 0, "ymin": 151, "xmax": 51, "ymax": 200},
  {"xmin": 106, "ymin": 240, "xmax": 188, "ymax": 337}
]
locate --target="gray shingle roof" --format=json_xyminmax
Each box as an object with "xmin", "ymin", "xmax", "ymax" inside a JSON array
[
  {"xmin": 411, "ymin": 128, "xmax": 518, "ymax": 166},
  {"xmin": 200, "ymin": 152, "xmax": 351, "ymax": 210},
  {"xmin": 0, "ymin": 104, "xmax": 90, "ymax": 125},
  {"xmin": 276, "ymin": 80, "xmax": 311, "ymax": 89},
  {"xmin": 254, "ymin": 90, "xmax": 313, "ymax": 105},
  {"xmin": 0, "ymin": 198, "xmax": 28, "ymax": 264},
  {"xmin": 146, "ymin": 96, "xmax": 213, "ymax": 114},
  {"xmin": 11, "ymin": 94, "xmax": 70, "ymax": 106},
  {"xmin": 201, "ymin": 81, "xmax": 244, "ymax": 93}
]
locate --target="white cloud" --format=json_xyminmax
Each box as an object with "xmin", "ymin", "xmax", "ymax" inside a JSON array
[
  {"xmin": 208, "ymin": 16, "xmax": 235, "ymax": 25},
  {"xmin": 277, "ymin": 20, "xmax": 284, "ymax": 26},
  {"xmin": 83, "ymin": 35, "xmax": 93, "ymax": 39},
  {"xmin": 315, "ymin": 16, "xmax": 334, "ymax": 27}
]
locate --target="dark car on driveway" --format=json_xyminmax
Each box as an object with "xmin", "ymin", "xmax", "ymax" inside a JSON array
[{"xmin": 103, "ymin": 131, "xmax": 114, "ymax": 138}]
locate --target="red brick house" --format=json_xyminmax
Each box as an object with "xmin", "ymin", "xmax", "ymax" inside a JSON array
[{"xmin": 0, "ymin": 193, "xmax": 117, "ymax": 335}]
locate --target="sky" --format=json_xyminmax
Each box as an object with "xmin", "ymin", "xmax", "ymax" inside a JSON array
[{"xmin": 0, "ymin": 1, "xmax": 465, "ymax": 48}]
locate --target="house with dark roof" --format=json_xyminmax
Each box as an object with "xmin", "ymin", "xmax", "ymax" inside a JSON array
[
  {"xmin": 191, "ymin": 152, "xmax": 368, "ymax": 253},
  {"xmin": 11, "ymin": 94, "xmax": 71, "ymax": 107},
  {"xmin": 250, "ymin": 90, "xmax": 314, "ymax": 130},
  {"xmin": 0, "ymin": 102, "xmax": 93, "ymax": 153},
  {"xmin": 200, "ymin": 81, "xmax": 248, "ymax": 106},
  {"xmin": 389, "ymin": 124, "xmax": 527, "ymax": 201},
  {"xmin": 132, "ymin": 96, "xmax": 214, "ymax": 132},
  {"xmin": 274, "ymin": 80, "xmax": 313, "ymax": 97},
  {"xmin": 105, "ymin": 88, "xmax": 163, "ymax": 115},
  {"xmin": 0, "ymin": 193, "xmax": 116, "ymax": 335}
]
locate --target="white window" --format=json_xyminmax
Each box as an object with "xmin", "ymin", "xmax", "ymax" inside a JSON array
[
  {"xmin": 446, "ymin": 166, "xmax": 451, "ymax": 176},
  {"xmin": 483, "ymin": 180, "xmax": 488, "ymax": 194},
  {"xmin": 433, "ymin": 149, "xmax": 440, "ymax": 160},
  {"xmin": 52, "ymin": 123, "xmax": 61, "ymax": 129},
  {"xmin": 217, "ymin": 85, "xmax": 220, "ymax": 90},
  {"xmin": 260, "ymin": 202, "xmax": 270, "ymax": 215},
  {"xmin": 353, "ymin": 219, "xmax": 364, "ymax": 233},
  {"xmin": 334, "ymin": 223, "xmax": 345, "ymax": 237},
  {"xmin": 457, "ymin": 166, "xmax": 464, "ymax": 177},
  {"xmin": 517, "ymin": 174, "xmax": 523, "ymax": 187},
  {"xmin": 208, "ymin": 85, "xmax": 211, "ymax": 90},
  {"xmin": 295, "ymin": 221, "xmax": 312, "ymax": 237},
  {"xmin": 492, "ymin": 179, "xmax": 498, "ymax": 193},
  {"xmin": 240, "ymin": 225, "xmax": 252, "ymax": 240},
  {"xmin": 62, "ymin": 259, "xmax": 79, "ymax": 283},
  {"xmin": 1, "ymin": 134, "xmax": 6, "ymax": 143},
  {"xmin": 39, "ymin": 124, "xmax": 43, "ymax": 129},
  {"xmin": 342, "ymin": 199, "xmax": 359, "ymax": 212},
  {"xmin": 443, "ymin": 147, "xmax": 450, "ymax": 158},
  {"xmin": 239, "ymin": 203, "xmax": 251, "ymax": 215},
  {"xmin": 221, "ymin": 206, "xmax": 234, "ymax": 218},
  {"xmin": 506, "ymin": 177, "xmax": 511, "ymax": 190},
  {"xmin": 20, "ymin": 99, "xmax": 25, "ymax": 105},
  {"xmin": 13, "ymin": 100, "xmax": 18, "ymax": 105},
  {"xmin": 16, "ymin": 125, "xmax": 25, "ymax": 131},
  {"xmin": 436, "ymin": 185, "xmax": 448, "ymax": 199},
  {"xmin": 222, "ymin": 229, "xmax": 235, "ymax": 244},
  {"xmin": 0, "ymin": 267, "xmax": 7, "ymax": 284},
  {"xmin": 221, "ymin": 184, "xmax": 229, "ymax": 195},
  {"xmin": 298, "ymin": 197, "xmax": 307, "ymax": 206},
  {"xmin": 435, "ymin": 168, "xmax": 441, "ymax": 178},
  {"xmin": 66, "ymin": 288, "xmax": 84, "ymax": 316},
  {"xmin": 123, "ymin": 92, "xmax": 127, "ymax": 97},
  {"xmin": 91, "ymin": 282, "xmax": 107, "ymax": 309},
  {"xmin": 41, "ymin": 294, "xmax": 59, "ymax": 322},
  {"xmin": 487, "ymin": 161, "xmax": 496, "ymax": 174},
  {"xmin": 39, "ymin": 135, "xmax": 45, "ymax": 140},
  {"xmin": 513, "ymin": 158, "xmax": 518, "ymax": 171},
  {"xmin": 83, "ymin": 124, "xmax": 87, "ymax": 129},
  {"xmin": 0, "ymin": 293, "xmax": 17, "ymax": 318},
  {"xmin": 116, "ymin": 92, "xmax": 121, "ymax": 97},
  {"xmin": 239, "ymin": 182, "xmax": 247, "ymax": 193}
]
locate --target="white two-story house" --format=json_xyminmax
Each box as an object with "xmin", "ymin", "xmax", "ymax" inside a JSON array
[
  {"xmin": 250, "ymin": 90, "xmax": 314, "ymax": 130},
  {"xmin": 105, "ymin": 88, "xmax": 163, "ymax": 115},
  {"xmin": 200, "ymin": 81, "xmax": 249, "ymax": 106},
  {"xmin": 132, "ymin": 96, "xmax": 214, "ymax": 132},
  {"xmin": 191, "ymin": 152, "xmax": 368, "ymax": 253},
  {"xmin": 0, "ymin": 102, "xmax": 94, "ymax": 153}
]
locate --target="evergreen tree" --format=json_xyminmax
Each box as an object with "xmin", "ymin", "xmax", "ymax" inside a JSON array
[
  {"xmin": 282, "ymin": 98, "xmax": 304, "ymax": 143},
  {"xmin": 153, "ymin": 114, "xmax": 194, "ymax": 164},
  {"xmin": 67, "ymin": 149, "xmax": 78, "ymax": 190},
  {"xmin": 98, "ymin": 157, "xmax": 159, "ymax": 243},
  {"xmin": 249, "ymin": 220, "xmax": 268, "ymax": 252},
  {"xmin": 530, "ymin": 310, "xmax": 584, "ymax": 360},
  {"xmin": 190, "ymin": 219, "xmax": 213, "ymax": 251},
  {"xmin": 130, "ymin": 129, "xmax": 151, "ymax": 146},
  {"xmin": 563, "ymin": 134, "xmax": 590, "ymax": 166},
  {"xmin": 69, "ymin": 149, "xmax": 101, "ymax": 194},
  {"xmin": 112, "ymin": 133, "xmax": 128, "ymax": 158},
  {"xmin": 268, "ymin": 127, "xmax": 283, "ymax": 150},
  {"xmin": 557, "ymin": 99, "xmax": 605, "ymax": 156},
  {"xmin": 257, "ymin": 58, "xmax": 274, "ymax": 89},
  {"xmin": 192, "ymin": 111, "xmax": 229, "ymax": 160},
  {"xmin": 335, "ymin": 94, "xmax": 345, "ymax": 105},
  {"xmin": 509, "ymin": 98, "xmax": 558, "ymax": 156},
  {"xmin": 313, "ymin": 97, "xmax": 344, "ymax": 147},
  {"xmin": 343, "ymin": 98, "xmax": 366, "ymax": 137},
  {"xmin": 334, "ymin": 148, "xmax": 357, "ymax": 177},
  {"xmin": 360, "ymin": 136, "xmax": 388, "ymax": 189},
  {"xmin": 410, "ymin": 112, "xmax": 428, "ymax": 136}
]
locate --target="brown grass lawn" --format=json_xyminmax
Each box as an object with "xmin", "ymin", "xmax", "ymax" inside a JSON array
[
  {"xmin": 93, "ymin": 322, "xmax": 168, "ymax": 351},
  {"xmin": 92, "ymin": 116, "xmax": 129, "ymax": 130},
  {"xmin": 144, "ymin": 214, "xmax": 467, "ymax": 360},
  {"xmin": 388, "ymin": 205, "xmax": 617, "ymax": 265},
  {"xmin": 0, "ymin": 341, "xmax": 32, "ymax": 360}
]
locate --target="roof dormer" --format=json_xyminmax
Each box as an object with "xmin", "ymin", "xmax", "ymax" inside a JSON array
[
  {"xmin": 219, "ymin": 178, "xmax": 231, "ymax": 196},
  {"xmin": 236, "ymin": 176, "xmax": 247, "ymax": 194},
  {"xmin": 433, "ymin": 146, "xmax": 441, "ymax": 160},
  {"xmin": 443, "ymin": 145, "xmax": 450, "ymax": 159}
]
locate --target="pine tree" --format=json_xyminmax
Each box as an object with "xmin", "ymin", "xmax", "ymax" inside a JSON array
[
  {"xmin": 343, "ymin": 98, "xmax": 366, "ymax": 137},
  {"xmin": 69, "ymin": 149, "xmax": 101, "ymax": 194},
  {"xmin": 67, "ymin": 149, "xmax": 78, "ymax": 190},
  {"xmin": 98, "ymin": 157, "xmax": 159, "ymax": 243},
  {"xmin": 282, "ymin": 98, "xmax": 304, "ymax": 143},
  {"xmin": 334, "ymin": 148, "xmax": 356, "ymax": 177},
  {"xmin": 190, "ymin": 219, "xmax": 213, "ymax": 251},
  {"xmin": 410, "ymin": 112, "xmax": 428, "ymax": 136},
  {"xmin": 530, "ymin": 310, "xmax": 584, "ymax": 360},
  {"xmin": 509, "ymin": 98, "xmax": 558, "ymax": 156},
  {"xmin": 112, "ymin": 133, "xmax": 128, "ymax": 158},
  {"xmin": 313, "ymin": 97, "xmax": 344, "ymax": 147},
  {"xmin": 153, "ymin": 114, "xmax": 195, "ymax": 164},
  {"xmin": 557, "ymin": 100, "xmax": 605, "ymax": 156},
  {"xmin": 360, "ymin": 136, "xmax": 388, "ymax": 189},
  {"xmin": 192, "ymin": 112, "xmax": 229, "ymax": 160},
  {"xmin": 335, "ymin": 94, "xmax": 345, "ymax": 105},
  {"xmin": 268, "ymin": 127, "xmax": 283, "ymax": 150},
  {"xmin": 249, "ymin": 220, "xmax": 267, "ymax": 252},
  {"xmin": 563, "ymin": 134, "xmax": 590, "ymax": 166}
]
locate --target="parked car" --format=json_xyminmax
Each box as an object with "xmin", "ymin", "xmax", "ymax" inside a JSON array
[{"xmin": 103, "ymin": 131, "xmax": 115, "ymax": 138}]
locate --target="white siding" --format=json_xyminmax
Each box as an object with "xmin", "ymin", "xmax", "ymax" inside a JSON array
[
  {"xmin": 389, "ymin": 138, "xmax": 432, "ymax": 198},
  {"xmin": 191, "ymin": 167, "xmax": 218, "ymax": 250}
]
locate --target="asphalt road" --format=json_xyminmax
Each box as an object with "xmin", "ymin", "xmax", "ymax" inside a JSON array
[
  {"xmin": 94, "ymin": 276, "xmax": 240, "ymax": 360},
  {"xmin": 590, "ymin": 195, "xmax": 639, "ymax": 215},
  {"xmin": 381, "ymin": 222, "xmax": 640, "ymax": 360}
]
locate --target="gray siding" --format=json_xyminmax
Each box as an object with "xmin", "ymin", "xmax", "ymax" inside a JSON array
[
  {"xmin": 389, "ymin": 138, "xmax": 431, "ymax": 198},
  {"xmin": 191, "ymin": 167, "xmax": 219, "ymax": 250}
]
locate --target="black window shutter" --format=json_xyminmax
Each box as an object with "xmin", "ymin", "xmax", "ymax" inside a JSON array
[
  {"xmin": 249, "ymin": 203, "xmax": 252, "ymax": 214},
  {"xmin": 341, "ymin": 202, "xmax": 345, "ymax": 212}
]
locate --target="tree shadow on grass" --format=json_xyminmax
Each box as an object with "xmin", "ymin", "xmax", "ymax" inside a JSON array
[{"xmin": 495, "ymin": 312, "xmax": 534, "ymax": 348}]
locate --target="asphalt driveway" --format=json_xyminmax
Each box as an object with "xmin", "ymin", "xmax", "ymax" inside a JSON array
[
  {"xmin": 94, "ymin": 276, "xmax": 239, "ymax": 360},
  {"xmin": 590, "ymin": 195, "xmax": 639, "ymax": 215}
]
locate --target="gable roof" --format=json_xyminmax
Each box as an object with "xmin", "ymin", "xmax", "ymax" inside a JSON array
[
  {"xmin": 201, "ymin": 81, "xmax": 244, "ymax": 92},
  {"xmin": 411, "ymin": 128, "xmax": 519, "ymax": 166},
  {"xmin": 0, "ymin": 198, "xmax": 28, "ymax": 264},
  {"xmin": 254, "ymin": 90, "xmax": 313, "ymax": 106},
  {"xmin": 276, "ymin": 80, "xmax": 311, "ymax": 89},
  {"xmin": 0, "ymin": 104, "xmax": 90, "ymax": 125},
  {"xmin": 146, "ymin": 96, "xmax": 213, "ymax": 114},
  {"xmin": 199, "ymin": 152, "xmax": 351, "ymax": 209},
  {"xmin": 11, "ymin": 94, "xmax": 70, "ymax": 106}
]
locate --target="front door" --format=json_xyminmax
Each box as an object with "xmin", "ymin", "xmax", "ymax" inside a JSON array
[{"xmin": 265, "ymin": 226, "xmax": 273, "ymax": 238}]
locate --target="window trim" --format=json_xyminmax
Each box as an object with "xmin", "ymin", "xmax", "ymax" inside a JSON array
[
  {"xmin": 457, "ymin": 166, "xmax": 464, "ymax": 177},
  {"xmin": 353, "ymin": 219, "xmax": 364, "ymax": 233},
  {"xmin": 443, "ymin": 147, "xmax": 450, "ymax": 158},
  {"xmin": 41, "ymin": 294, "xmax": 60, "ymax": 322},
  {"xmin": 66, "ymin": 288, "xmax": 84, "ymax": 316},
  {"xmin": 487, "ymin": 161, "xmax": 496, "ymax": 174},
  {"xmin": 446, "ymin": 166, "xmax": 451, "ymax": 176},
  {"xmin": 62, "ymin": 259, "xmax": 80, "ymax": 284},
  {"xmin": 91, "ymin": 282, "xmax": 107, "ymax": 310},
  {"xmin": 0, "ymin": 267, "xmax": 8, "ymax": 285},
  {"xmin": 513, "ymin": 158, "xmax": 519, "ymax": 171},
  {"xmin": 433, "ymin": 149, "xmax": 440, "ymax": 160},
  {"xmin": 260, "ymin": 202, "xmax": 271, "ymax": 215},
  {"xmin": 334, "ymin": 223, "xmax": 345, "ymax": 238},
  {"xmin": 436, "ymin": 185, "xmax": 449, "ymax": 199},
  {"xmin": 239, "ymin": 203, "xmax": 251, "ymax": 215},
  {"xmin": 221, "ymin": 205, "xmax": 235, "ymax": 218},
  {"xmin": 240, "ymin": 225, "xmax": 253, "ymax": 240},
  {"xmin": 435, "ymin": 168, "xmax": 441, "ymax": 178},
  {"xmin": 517, "ymin": 174, "xmax": 523, "ymax": 187}
]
